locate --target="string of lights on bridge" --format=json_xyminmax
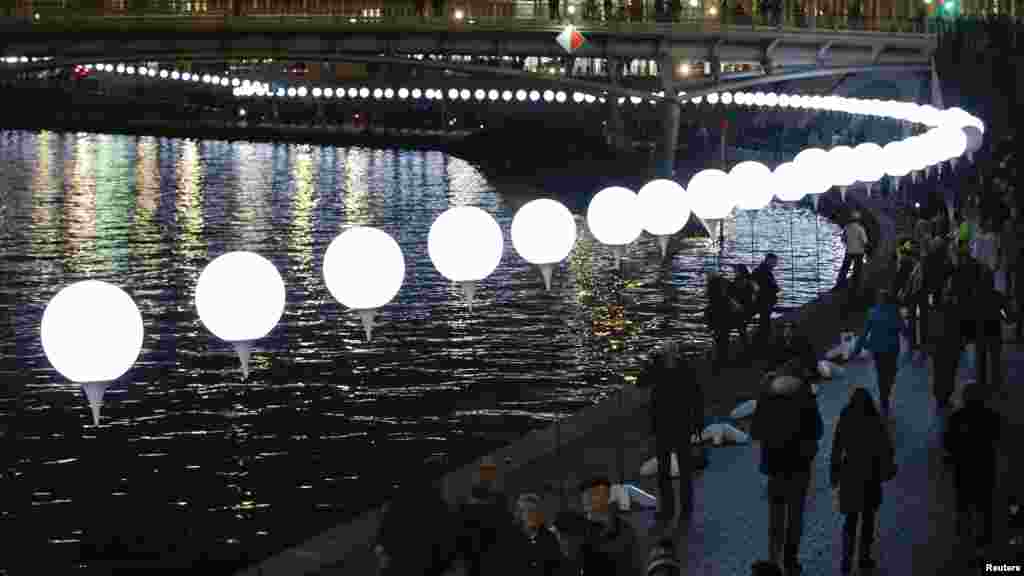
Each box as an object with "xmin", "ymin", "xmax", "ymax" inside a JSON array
[{"xmin": 64, "ymin": 62, "xmax": 970, "ymax": 117}]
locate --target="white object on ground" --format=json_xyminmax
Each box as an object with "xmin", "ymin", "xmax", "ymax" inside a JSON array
[
  {"xmin": 701, "ymin": 423, "xmax": 750, "ymax": 446},
  {"xmin": 608, "ymin": 483, "xmax": 658, "ymax": 511},
  {"xmin": 730, "ymin": 399, "xmax": 757, "ymax": 420}
]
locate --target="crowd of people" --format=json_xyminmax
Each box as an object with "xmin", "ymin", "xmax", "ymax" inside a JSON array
[{"xmin": 369, "ymin": 177, "xmax": 1018, "ymax": 575}]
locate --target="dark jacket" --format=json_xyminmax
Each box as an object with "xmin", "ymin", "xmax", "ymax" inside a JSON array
[
  {"xmin": 944, "ymin": 402, "xmax": 1002, "ymax": 488},
  {"xmin": 752, "ymin": 376, "xmax": 823, "ymax": 477},
  {"xmin": 648, "ymin": 360, "xmax": 703, "ymax": 441},
  {"xmin": 752, "ymin": 262, "xmax": 780, "ymax": 308},
  {"xmin": 579, "ymin": 513, "xmax": 637, "ymax": 575},
  {"xmin": 727, "ymin": 277, "xmax": 758, "ymax": 320},
  {"xmin": 512, "ymin": 525, "xmax": 564, "ymax": 576},
  {"xmin": 705, "ymin": 276, "xmax": 735, "ymax": 333},
  {"xmin": 376, "ymin": 489, "xmax": 461, "ymax": 576},
  {"xmin": 773, "ymin": 330, "xmax": 817, "ymax": 378},
  {"xmin": 852, "ymin": 303, "xmax": 906, "ymax": 357},
  {"xmin": 830, "ymin": 407, "xmax": 893, "ymax": 514},
  {"xmin": 457, "ymin": 486, "xmax": 516, "ymax": 576},
  {"xmin": 924, "ymin": 244, "xmax": 952, "ymax": 294}
]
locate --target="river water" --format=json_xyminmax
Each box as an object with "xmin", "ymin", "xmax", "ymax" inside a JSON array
[{"xmin": 0, "ymin": 129, "xmax": 844, "ymax": 573}]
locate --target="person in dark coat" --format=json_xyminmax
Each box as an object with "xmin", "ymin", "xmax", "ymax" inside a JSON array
[
  {"xmin": 751, "ymin": 373, "xmax": 824, "ymax": 576},
  {"xmin": 944, "ymin": 383, "xmax": 1004, "ymax": 557},
  {"xmin": 752, "ymin": 253, "xmax": 781, "ymax": 343},
  {"xmin": 511, "ymin": 493, "xmax": 564, "ymax": 576},
  {"xmin": 648, "ymin": 340, "xmax": 703, "ymax": 528},
  {"xmin": 830, "ymin": 387, "xmax": 895, "ymax": 574},
  {"xmin": 706, "ymin": 272, "xmax": 735, "ymax": 375},
  {"xmin": 579, "ymin": 476, "xmax": 638, "ymax": 575},
  {"xmin": 729, "ymin": 264, "xmax": 759, "ymax": 349},
  {"xmin": 374, "ymin": 484, "xmax": 462, "ymax": 575},
  {"xmin": 456, "ymin": 464, "xmax": 515, "ymax": 576},
  {"xmin": 772, "ymin": 320, "xmax": 817, "ymax": 381},
  {"xmin": 646, "ymin": 537, "xmax": 681, "ymax": 575}
]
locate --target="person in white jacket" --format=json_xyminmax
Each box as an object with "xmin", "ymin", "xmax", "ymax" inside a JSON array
[{"xmin": 834, "ymin": 211, "xmax": 869, "ymax": 300}]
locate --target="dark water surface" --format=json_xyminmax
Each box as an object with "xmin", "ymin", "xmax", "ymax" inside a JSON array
[{"xmin": 0, "ymin": 129, "xmax": 844, "ymax": 573}]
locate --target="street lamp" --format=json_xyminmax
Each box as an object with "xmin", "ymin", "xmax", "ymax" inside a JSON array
[
  {"xmin": 586, "ymin": 186, "xmax": 643, "ymax": 269},
  {"xmin": 194, "ymin": 251, "xmax": 286, "ymax": 381},
  {"xmin": 427, "ymin": 206, "xmax": 504, "ymax": 311},
  {"xmin": 323, "ymin": 227, "xmax": 405, "ymax": 341},
  {"xmin": 40, "ymin": 280, "xmax": 144, "ymax": 426},
  {"xmin": 511, "ymin": 199, "xmax": 578, "ymax": 290},
  {"xmin": 638, "ymin": 179, "xmax": 691, "ymax": 259}
]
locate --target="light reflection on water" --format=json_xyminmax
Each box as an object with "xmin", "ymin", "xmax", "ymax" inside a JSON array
[{"xmin": 0, "ymin": 129, "xmax": 844, "ymax": 572}]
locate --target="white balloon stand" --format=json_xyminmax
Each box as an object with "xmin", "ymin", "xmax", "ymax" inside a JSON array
[
  {"xmin": 950, "ymin": 157, "xmax": 959, "ymax": 172},
  {"xmin": 891, "ymin": 176, "xmax": 900, "ymax": 193},
  {"xmin": 863, "ymin": 182, "xmax": 873, "ymax": 198},
  {"xmin": 611, "ymin": 245, "xmax": 626, "ymax": 269},
  {"xmin": 656, "ymin": 235, "xmax": 670, "ymax": 260},
  {"xmin": 459, "ymin": 281, "xmax": 478, "ymax": 311},
  {"xmin": 355, "ymin": 308, "xmax": 378, "ymax": 341},
  {"xmin": 539, "ymin": 264, "xmax": 554, "ymax": 291},
  {"xmin": 967, "ymin": 151, "xmax": 974, "ymax": 164},
  {"xmin": 911, "ymin": 171, "xmax": 919, "ymax": 184},
  {"xmin": 232, "ymin": 340, "xmax": 252, "ymax": 381},
  {"xmin": 925, "ymin": 165, "xmax": 933, "ymax": 179},
  {"xmin": 840, "ymin": 186, "xmax": 847, "ymax": 203},
  {"xmin": 83, "ymin": 382, "xmax": 108, "ymax": 426}
]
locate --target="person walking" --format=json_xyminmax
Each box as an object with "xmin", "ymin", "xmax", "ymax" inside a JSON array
[
  {"xmin": 511, "ymin": 493, "xmax": 564, "ymax": 576},
  {"xmin": 944, "ymin": 383, "xmax": 1004, "ymax": 563},
  {"xmin": 834, "ymin": 211, "xmax": 869, "ymax": 301},
  {"xmin": 752, "ymin": 253, "xmax": 781, "ymax": 344},
  {"xmin": 706, "ymin": 272, "xmax": 735, "ymax": 375},
  {"xmin": 751, "ymin": 373, "xmax": 824, "ymax": 576},
  {"xmin": 830, "ymin": 387, "xmax": 897, "ymax": 575},
  {"xmin": 374, "ymin": 484, "xmax": 463, "ymax": 575},
  {"xmin": 729, "ymin": 264, "xmax": 759, "ymax": 350},
  {"xmin": 851, "ymin": 289, "xmax": 907, "ymax": 420},
  {"xmin": 579, "ymin": 476, "xmax": 638, "ymax": 575},
  {"xmin": 648, "ymin": 340, "xmax": 704, "ymax": 530}
]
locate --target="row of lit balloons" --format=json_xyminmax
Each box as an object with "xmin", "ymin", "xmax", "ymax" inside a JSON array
[
  {"xmin": 37, "ymin": 99, "xmax": 984, "ymax": 427},
  {"xmin": 79, "ymin": 61, "xmax": 988, "ymax": 127}
]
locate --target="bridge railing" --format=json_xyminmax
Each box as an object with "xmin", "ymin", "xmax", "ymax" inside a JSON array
[{"xmin": 2, "ymin": 9, "xmax": 935, "ymax": 36}]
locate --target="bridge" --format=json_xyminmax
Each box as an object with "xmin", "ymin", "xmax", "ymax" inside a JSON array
[{"xmin": 0, "ymin": 11, "xmax": 935, "ymax": 177}]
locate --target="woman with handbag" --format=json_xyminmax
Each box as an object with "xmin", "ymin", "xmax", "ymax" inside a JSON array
[{"xmin": 830, "ymin": 387, "xmax": 897, "ymax": 575}]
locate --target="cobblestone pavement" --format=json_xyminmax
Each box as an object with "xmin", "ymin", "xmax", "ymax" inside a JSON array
[{"xmin": 620, "ymin": 328, "xmax": 1023, "ymax": 576}]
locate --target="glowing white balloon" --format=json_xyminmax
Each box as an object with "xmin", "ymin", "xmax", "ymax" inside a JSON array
[
  {"xmin": 323, "ymin": 227, "xmax": 405, "ymax": 341},
  {"xmin": 511, "ymin": 199, "xmax": 577, "ymax": 290},
  {"xmin": 586, "ymin": 186, "xmax": 643, "ymax": 266},
  {"xmin": 827, "ymin": 146, "xmax": 858, "ymax": 188},
  {"xmin": 638, "ymin": 179, "xmax": 691, "ymax": 258},
  {"xmin": 771, "ymin": 162, "xmax": 809, "ymax": 203},
  {"xmin": 853, "ymin": 142, "xmax": 886, "ymax": 195},
  {"xmin": 195, "ymin": 251, "xmax": 286, "ymax": 380},
  {"xmin": 792, "ymin": 147, "xmax": 832, "ymax": 195},
  {"xmin": 40, "ymin": 280, "xmax": 144, "ymax": 426},
  {"xmin": 687, "ymin": 169, "xmax": 733, "ymax": 220},
  {"xmin": 729, "ymin": 161, "xmax": 774, "ymax": 211},
  {"xmin": 427, "ymin": 206, "xmax": 504, "ymax": 310}
]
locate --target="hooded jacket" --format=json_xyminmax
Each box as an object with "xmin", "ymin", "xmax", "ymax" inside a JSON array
[{"xmin": 751, "ymin": 376, "xmax": 824, "ymax": 476}]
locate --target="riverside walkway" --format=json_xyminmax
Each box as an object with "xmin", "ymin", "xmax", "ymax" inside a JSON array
[{"xmin": 237, "ymin": 186, "xmax": 959, "ymax": 575}]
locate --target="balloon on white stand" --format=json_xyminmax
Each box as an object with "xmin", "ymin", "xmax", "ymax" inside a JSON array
[
  {"xmin": 826, "ymin": 146, "xmax": 858, "ymax": 202},
  {"xmin": 771, "ymin": 162, "xmax": 809, "ymax": 203},
  {"xmin": 792, "ymin": 148, "xmax": 832, "ymax": 198},
  {"xmin": 637, "ymin": 179, "xmax": 690, "ymax": 259},
  {"xmin": 428, "ymin": 206, "xmax": 504, "ymax": 311},
  {"xmin": 511, "ymin": 199, "xmax": 577, "ymax": 290},
  {"xmin": 729, "ymin": 162, "xmax": 774, "ymax": 211},
  {"xmin": 853, "ymin": 142, "xmax": 885, "ymax": 196},
  {"xmin": 195, "ymin": 251, "xmax": 286, "ymax": 381},
  {"xmin": 586, "ymin": 186, "xmax": 643, "ymax": 268},
  {"xmin": 40, "ymin": 280, "xmax": 144, "ymax": 426},
  {"xmin": 687, "ymin": 169, "xmax": 733, "ymax": 245},
  {"xmin": 323, "ymin": 226, "xmax": 406, "ymax": 341}
]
